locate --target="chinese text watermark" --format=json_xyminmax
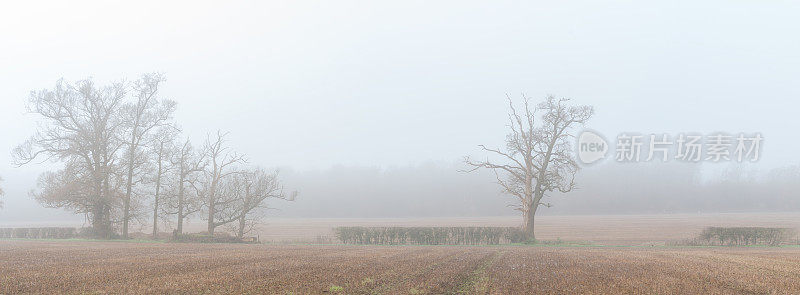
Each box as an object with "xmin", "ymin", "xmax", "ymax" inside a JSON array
[{"xmin": 577, "ymin": 131, "xmax": 763, "ymax": 165}]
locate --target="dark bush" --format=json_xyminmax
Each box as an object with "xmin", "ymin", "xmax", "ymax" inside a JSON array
[{"xmin": 333, "ymin": 227, "xmax": 526, "ymax": 245}]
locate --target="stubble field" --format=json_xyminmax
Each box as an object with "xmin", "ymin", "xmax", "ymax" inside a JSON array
[{"xmin": 2, "ymin": 240, "xmax": 800, "ymax": 294}]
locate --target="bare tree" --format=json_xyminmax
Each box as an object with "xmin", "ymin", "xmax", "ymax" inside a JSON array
[
  {"xmin": 224, "ymin": 168, "xmax": 296, "ymax": 239},
  {"xmin": 465, "ymin": 95, "xmax": 593, "ymax": 240},
  {"xmin": 148, "ymin": 128, "xmax": 178, "ymax": 239},
  {"xmin": 120, "ymin": 73, "xmax": 176, "ymax": 239},
  {"xmin": 13, "ymin": 78, "xmax": 127, "ymax": 238},
  {"xmin": 164, "ymin": 138, "xmax": 206, "ymax": 235},
  {"xmin": 200, "ymin": 131, "xmax": 246, "ymax": 236}
]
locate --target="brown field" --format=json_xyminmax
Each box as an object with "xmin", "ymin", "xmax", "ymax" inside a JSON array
[
  {"xmin": 2, "ymin": 240, "xmax": 800, "ymax": 294},
  {"xmin": 4, "ymin": 213, "xmax": 799, "ymax": 294}
]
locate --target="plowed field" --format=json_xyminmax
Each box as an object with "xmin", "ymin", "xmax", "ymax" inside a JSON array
[{"xmin": 2, "ymin": 241, "xmax": 800, "ymax": 294}]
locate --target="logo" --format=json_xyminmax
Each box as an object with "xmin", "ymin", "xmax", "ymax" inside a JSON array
[
  {"xmin": 577, "ymin": 130, "xmax": 609, "ymax": 165},
  {"xmin": 575, "ymin": 131, "xmax": 762, "ymax": 165}
]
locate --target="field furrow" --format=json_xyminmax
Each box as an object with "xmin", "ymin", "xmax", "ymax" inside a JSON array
[{"xmin": 2, "ymin": 241, "xmax": 800, "ymax": 294}]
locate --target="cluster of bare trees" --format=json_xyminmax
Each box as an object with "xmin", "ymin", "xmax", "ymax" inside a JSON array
[
  {"xmin": 466, "ymin": 95, "xmax": 593, "ymax": 240},
  {"xmin": 13, "ymin": 74, "xmax": 294, "ymax": 239}
]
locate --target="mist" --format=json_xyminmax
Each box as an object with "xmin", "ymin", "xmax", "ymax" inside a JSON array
[
  {"xmin": 1, "ymin": 0, "xmax": 800, "ymax": 226},
  {"xmin": 3, "ymin": 2, "xmax": 800, "ymax": 293},
  {"xmin": 262, "ymin": 161, "xmax": 800, "ymax": 219}
]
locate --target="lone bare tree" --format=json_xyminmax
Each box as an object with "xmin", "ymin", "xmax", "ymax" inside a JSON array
[
  {"xmin": 120, "ymin": 73, "xmax": 176, "ymax": 239},
  {"xmin": 200, "ymin": 131, "xmax": 245, "ymax": 236},
  {"xmin": 13, "ymin": 78, "xmax": 128, "ymax": 238},
  {"xmin": 465, "ymin": 95, "xmax": 593, "ymax": 240},
  {"xmin": 225, "ymin": 168, "xmax": 296, "ymax": 239}
]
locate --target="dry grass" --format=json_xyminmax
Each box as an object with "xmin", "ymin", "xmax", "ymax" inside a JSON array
[{"xmin": 2, "ymin": 240, "xmax": 800, "ymax": 294}]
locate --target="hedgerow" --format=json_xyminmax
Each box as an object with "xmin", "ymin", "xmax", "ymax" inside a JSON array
[{"xmin": 334, "ymin": 227, "xmax": 526, "ymax": 245}]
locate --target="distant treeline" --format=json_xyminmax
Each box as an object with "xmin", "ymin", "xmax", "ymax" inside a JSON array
[
  {"xmin": 334, "ymin": 227, "xmax": 526, "ymax": 245},
  {"xmin": 273, "ymin": 162, "xmax": 800, "ymax": 218}
]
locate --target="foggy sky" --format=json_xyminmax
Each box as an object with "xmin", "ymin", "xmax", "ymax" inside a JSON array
[{"xmin": 1, "ymin": 1, "xmax": 799, "ymax": 224}]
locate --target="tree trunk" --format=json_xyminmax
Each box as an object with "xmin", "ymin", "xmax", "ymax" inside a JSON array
[
  {"xmin": 237, "ymin": 214, "xmax": 246, "ymax": 240},
  {"xmin": 122, "ymin": 196, "xmax": 130, "ymax": 238},
  {"xmin": 122, "ymin": 168, "xmax": 132, "ymax": 239},
  {"xmin": 526, "ymin": 201, "xmax": 540, "ymax": 242},
  {"xmin": 122, "ymin": 139, "xmax": 137, "ymax": 239},
  {"xmin": 100, "ymin": 169, "xmax": 113, "ymax": 239},
  {"xmin": 526, "ymin": 196, "xmax": 541, "ymax": 242},
  {"xmin": 207, "ymin": 193, "xmax": 215, "ymax": 236},
  {"xmin": 152, "ymin": 144, "xmax": 163, "ymax": 239},
  {"xmin": 91, "ymin": 175, "xmax": 108, "ymax": 239},
  {"xmin": 151, "ymin": 197, "xmax": 158, "ymax": 239},
  {"xmin": 207, "ymin": 171, "xmax": 219, "ymax": 236},
  {"xmin": 176, "ymin": 173, "xmax": 185, "ymax": 235},
  {"xmin": 92, "ymin": 202, "xmax": 110, "ymax": 239}
]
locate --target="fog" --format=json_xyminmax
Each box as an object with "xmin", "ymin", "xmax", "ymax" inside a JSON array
[
  {"xmin": 1, "ymin": 1, "xmax": 799, "ymax": 225},
  {"xmin": 268, "ymin": 162, "xmax": 800, "ymax": 218}
]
